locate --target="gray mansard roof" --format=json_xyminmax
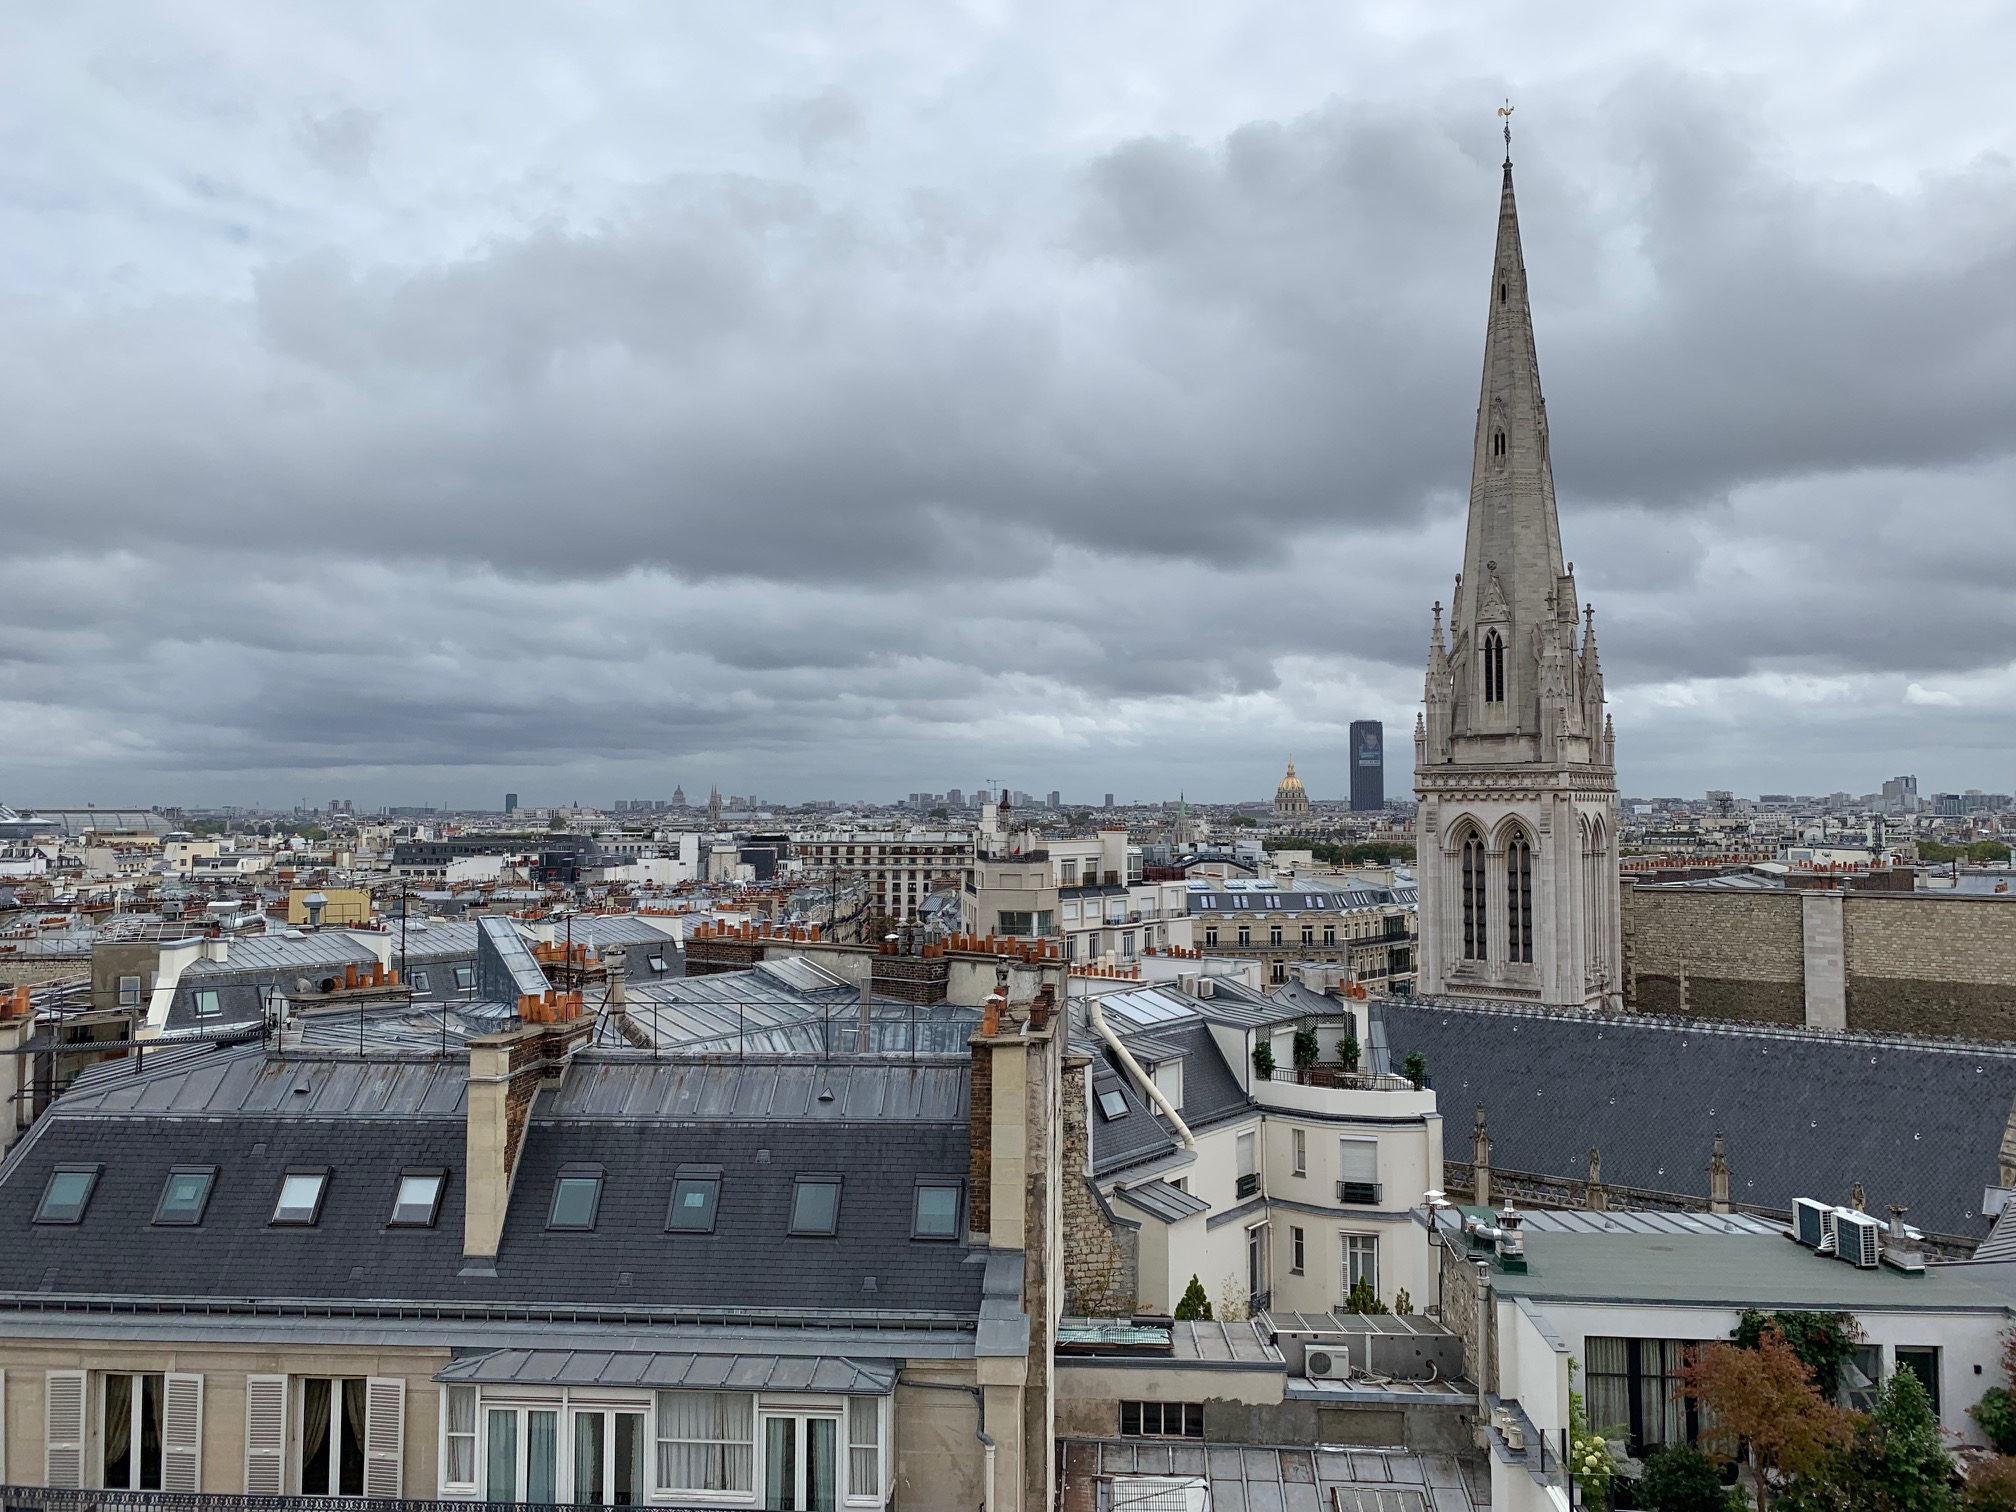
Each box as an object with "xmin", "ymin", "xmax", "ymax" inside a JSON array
[
  {"xmin": 0, "ymin": 1046, "xmax": 983, "ymax": 1320},
  {"xmin": 1377, "ymin": 997, "xmax": 2016, "ymax": 1241}
]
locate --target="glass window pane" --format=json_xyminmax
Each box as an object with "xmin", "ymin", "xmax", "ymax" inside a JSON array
[
  {"xmin": 667, "ymin": 1178, "xmax": 720, "ymax": 1233},
  {"xmin": 527, "ymin": 1411, "xmax": 558, "ymax": 1504},
  {"xmin": 391, "ymin": 1173, "xmax": 442, "ymax": 1226},
  {"xmin": 807, "ymin": 1418, "xmax": 837, "ymax": 1512},
  {"xmin": 273, "ymin": 1172, "xmax": 325, "ymax": 1223},
  {"xmin": 156, "ymin": 1170, "xmax": 212, "ymax": 1224},
  {"xmin": 486, "ymin": 1409, "xmax": 518, "ymax": 1502},
  {"xmin": 914, "ymin": 1185, "xmax": 959, "ymax": 1238},
  {"xmin": 37, "ymin": 1168, "xmax": 96, "ymax": 1223},
  {"xmin": 549, "ymin": 1175, "xmax": 601, "ymax": 1229},
  {"xmin": 445, "ymin": 1388, "xmax": 476, "ymax": 1485},
  {"xmin": 791, "ymin": 1180, "xmax": 840, "ymax": 1235},
  {"xmin": 848, "ymin": 1400, "xmax": 879, "ymax": 1498}
]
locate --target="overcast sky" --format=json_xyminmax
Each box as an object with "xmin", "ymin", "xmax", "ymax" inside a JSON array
[{"xmin": 4, "ymin": 3, "xmax": 2014, "ymax": 810}]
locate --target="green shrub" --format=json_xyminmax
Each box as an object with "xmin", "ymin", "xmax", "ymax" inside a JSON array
[
  {"xmin": 1635, "ymin": 1445, "xmax": 1731, "ymax": 1512},
  {"xmin": 1174, "ymin": 1275, "xmax": 1213, "ymax": 1321},
  {"xmin": 1337, "ymin": 1036, "xmax": 1360, "ymax": 1068},
  {"xmin": 1252, "ymin": 1043, "xmax": 1276, "ymax": 1081},
  {"xmin": 1403, "ymin": 1051, "xmax": 1426, "ymax": 1088},
  {"xmin": 1975, "ymin": 1388, "xmax": 2016, "ymax": 1456},
  {"xmin": 1342, "ymin": 1278, "xmax": 1388, "ymax": 1315},
  {"xmin": 1292, "ymin": 1026, "xmax": 1320, "ymax": 1068}
]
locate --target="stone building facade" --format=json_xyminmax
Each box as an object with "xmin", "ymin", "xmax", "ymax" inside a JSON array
[{"xmin": 1414, "ymin": 150, "xmax": 1621, "ymax": 1011}]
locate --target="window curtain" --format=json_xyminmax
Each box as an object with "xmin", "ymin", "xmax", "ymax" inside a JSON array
[
  {"xmin": 486, "ymin": 1409, "xmax": 518, "ymax": 1502},
  {"xmin": 657, "ymin": 1392, "xmax": 754, "ymax": 1492},
  {"xmin": 848, "ymin": 1400, "xmax": 879, "ymax": 1499},
  {"xmin": 341, "ymin": 1378, "xmax": 367, "ymax": 1496},
  {"xmin": 1640, "ymin": 1341, "xmax": 1687, "ymax": 1446},
  {"xmin": 806, "ymin": 1419, "xmax": 837, "ymax": 1512},
  {"xmin": 104, "ymin": 1375, "xmax": 133, "ymax": 1489},
  {"xmin": 301, "ymin": 1379, "xmax": 333, "ymax": 1494},
  {"xmin": 1584, "ymin": 1337, "xmax": 1630, "ymax": 1441}
]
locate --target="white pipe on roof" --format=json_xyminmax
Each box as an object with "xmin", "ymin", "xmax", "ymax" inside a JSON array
[{"xmin": 1083, "ymin": 989, "xmax": 1195, "ymax": 1148}]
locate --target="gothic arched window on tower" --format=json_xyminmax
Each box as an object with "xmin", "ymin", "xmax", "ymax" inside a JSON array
[
  {"xmin": 1482, "ymin": 630, "xmax": 1506, "ymax": 703},
  {"xmin": 1460, "ymin": 829, "xmax": 1486, "ymax": 961},
  {"xmin": 1492, "ymin": 429, "xmax": 1506, "ymax": 457},
  {"xmin": 1507, "ymin": 831, "xmax": 1533, "ymax": 965}
]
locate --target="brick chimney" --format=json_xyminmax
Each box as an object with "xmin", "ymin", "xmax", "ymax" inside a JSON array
[{"xmin": 463, "ymin": 1020, "xmax": 588, "ymax": 1267}]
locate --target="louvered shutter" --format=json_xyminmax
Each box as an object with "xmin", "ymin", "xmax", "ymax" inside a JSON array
[
  {"xmin": 363, "ymin": 1376, "xmax": 405, "ymax": 1497},
  {"xmin": 44, "ymin": 1370, "xmax": 86, "ymax": 1488},
  {"xmin": 163, "ymin": 1372, "xmax": 205, "ymax": 1491},
  {"xmin": 243, "ymin": 1375, "xmax": 288, "ymax": 1494}
]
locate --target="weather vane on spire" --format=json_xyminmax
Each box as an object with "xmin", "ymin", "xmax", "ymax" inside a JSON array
[{"xmin": 1498, "ymin": 100, "xmax": 1514, "ymax": 162}]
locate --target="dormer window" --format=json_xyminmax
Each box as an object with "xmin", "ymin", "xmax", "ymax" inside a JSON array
[{"xmin": 1483, "ymin": 630, "xmax": 1506, "ymax": 703}]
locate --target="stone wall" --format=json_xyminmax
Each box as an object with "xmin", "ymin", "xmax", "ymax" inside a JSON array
[
  {"xmin": 872, "ymin": 954, "xmax": 951, "ymax": 1005},
  {"xmin": 684, "ymin": 937, "xmax": 766, "ymax": 975},
  {"xmin": 1844, "ymin": 895, "xmax": 2016, "ymax": 1040},
  {"xmin": 1622, "ymin": 886, "xmax": 1805, "ymax": 1023},
  {"xmin": 1058, "ymin": 1057, "xmax": 1138, "ymax": 1315},
  {"xmin": 967, "ymin": 1038, "xmax": 992, "ymax": 1237}
]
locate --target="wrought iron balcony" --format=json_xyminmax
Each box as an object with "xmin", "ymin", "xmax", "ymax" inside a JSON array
[
  {"xmin": 1235, "ymin": 1172, "xmax": 1260, "ymax": 1199},
  {"xmin": 1336, "ymin": 1180, "xmax": 1383, "ymax": 1205}
]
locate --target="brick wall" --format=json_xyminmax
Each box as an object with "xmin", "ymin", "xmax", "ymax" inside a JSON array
[
  {"xmin": 684, "ymin": 938, "xmax": 766, "ymax": 975},
  {"xmin": 872, "ymin": 955, "xmax": 951, "ymax": 1005},
  {"xmin": 1058, "ymin": 1057, "xmax": 1137, "ymax": 1315},
  {"xmin": 967, "ymin": 1041, "xmax": 992, "ymax": 1237}
]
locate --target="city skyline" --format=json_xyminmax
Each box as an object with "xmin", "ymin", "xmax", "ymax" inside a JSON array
[{"xmin": 5, "ymin": 5, "xmax": 2016, "ymax": 806}]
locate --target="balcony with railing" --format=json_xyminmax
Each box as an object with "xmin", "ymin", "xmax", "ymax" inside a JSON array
[
  {"xmin": 1236, "ymin": 1171, "xmax": 1261, "ymax": 1200},
  {"xmin": 1335, "ymin": 1179, "xmax": 1383, "ymax": 1206}
]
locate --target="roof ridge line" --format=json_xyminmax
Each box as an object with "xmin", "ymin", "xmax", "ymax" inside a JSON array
[{"xmin": 1392, "ymin": 993, "xmax": 2016, "ymax": 1058}]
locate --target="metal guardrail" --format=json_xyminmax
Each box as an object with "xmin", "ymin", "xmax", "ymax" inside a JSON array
[{"xmin": 0, "ymin": 1491, "xmax": 723, "ymax": 1512}]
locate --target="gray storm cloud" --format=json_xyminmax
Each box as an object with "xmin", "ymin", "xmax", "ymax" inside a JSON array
[{"xmin": 1, "ymin": 6, "xmax": 2013, "ymax": 804}]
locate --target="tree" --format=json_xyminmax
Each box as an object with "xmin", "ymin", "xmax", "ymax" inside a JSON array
[
  {"xmin": 1403, "ymin": 1051, "xmax": 1427, "ymax": 1088},
  {"xmin": 1733, "ymin": 1310, "xmax": 1862, "ymax": 1400},
  {"xmin": 1863, "ymin": 1368, "xmax": 1955, "ymax": 1512},
  {"xmin": 1679, "ymin": 1329, "xmax": 1853, "ymax": 1511},
  {"xmin": 1342, "ymin": 1277, "xmax": 1388, "ymax": 1315},
  {"xmin": 928, "ymin": 806, "xmax": 948, "ymax": 821},
  {"xmin": 1292, "ymin": 1026, "xmax": 1320, "ymax": 1068},
  {"xmin": 1252, "ymin": 1042, "xmax": 1276, "ymax": 1081},
  {"xmin": 1636, "ymin": 1444, "xmax": 1733, "ymax": 1512},
  {"xmin": 1961, "ymin": 1459, "xmax": 2016, "ymax": 1512},
  {"xmin": 1336, "ymin": 1035, "xmax": 1360, "ymax": 1069},
  {"xmin": 1173, "ymin": 1275, "xmax": 1213, "ymax": 1321}
]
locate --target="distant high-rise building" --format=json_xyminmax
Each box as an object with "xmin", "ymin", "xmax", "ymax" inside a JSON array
[
  {"xmin": 504, "ymin": 792, "xmax": 519, "ymax": 815},
  {"xmin": 1349, "ymin": 721, "xmax": 1384, "ymax": 811},
  {"xmin": 946, "ymin": 789, "xmax": 965, "ymax": 809},
  {"xmin": 1103, "ymin": 793, "xmax": 1114, "ymax": 809},
  {"xmin": 1047, "ymin": 790, "xmax": 1062, "ymax": 808}
]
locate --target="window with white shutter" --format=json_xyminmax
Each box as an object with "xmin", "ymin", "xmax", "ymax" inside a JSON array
[
  {"xmin": 44, "ymin": 1369, "xmax": 86, "ymax": 1488},
  {"xmin": 162, "ymin": 1372, "xmax": 204, "ymax": 1492},
  {"xmin": 364, "ymin": 1376, "xmax": 405, "ymax": 1497},
  {"xmin": 243, "ymin": 1375, "xmax": 287, "ymax": 1494}
]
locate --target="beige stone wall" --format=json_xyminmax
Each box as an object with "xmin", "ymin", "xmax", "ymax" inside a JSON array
[
  {"xmin": 893, "ymin": 1360, "xmax": 987, "ymax": 1512},
  {"xmin": 0, "ymin": 1336, "xmax": 447, "ymax": 1494},
  {"xmin": 1621, "ymin": 886, "xmax": 1806, "ymax": 1024},
  {"xmin": 1844, "ymin": 895, "xmax": 2016, "ymax": 1039},
  {"xmin": 1624, "ymin": 883, "xmax": 2016, "ymax": 1042}
]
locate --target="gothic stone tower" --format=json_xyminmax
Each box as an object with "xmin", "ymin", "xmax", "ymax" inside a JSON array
[{"xmin": 1414, "ymin": 149, "xmax": 1622, "ymax": 1010}]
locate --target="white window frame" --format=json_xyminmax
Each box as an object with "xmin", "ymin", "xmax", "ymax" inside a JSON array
[
  {"xmin": 439, "ymin": 1384, "xmax": 479, "ymax": 1494},
  {"xmin": 653, "ymin": 1389, "xmax": 757, "ymax": 1500},
  {"xmin": 1291, "ymin": 1127, "xmax": 1306, "ymax": 1177},
  {"xmin": 1342, "ymin": 1232, "xmax": 1379, "ymax": 1301},
  {"xmin": 1151, "ymin": 1059, "xmax": 1183, "ymax": 1111}
]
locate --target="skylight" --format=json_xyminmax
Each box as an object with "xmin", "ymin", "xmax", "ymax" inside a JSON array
[
  {"xmin": 389, "ymin": 1170, "xmax": 445, "ymax": 1227},
  {"xmin": 547, "ymin": 1167, "xmax": 604, "ymax": 1231},
  {"xmin": 193, "ymin": 989, "xmax": 222, "ymax": 1018},
  {"xmin": 271, "ymin": 1169, "xmax": 329, "ymax": 1226},
  {"xmin": 153, "ymin": 1166, "xmax": 215, "ymax": 1226},
  {"xmin": 453, "ymin": 966, "xmax": 474, "ymax": 990},
  {"xmin": 789, "ymin": 1176, "xmax": 841, "ymax": 1236},
  {"xmin": 912, "ymin": 1180, "xmax": 961, "ymax": 1240},
  {"xmin": 665, "ymin": 1172, "xmax": 721, "ymax": 1233},
  {"xmin": 34, "ymin": 1165, "xmax": 100, "ymax": 1225},
  {"xmin": 1096, "ymin": 1088, "xmax": 1129, "ymax": 1121}
]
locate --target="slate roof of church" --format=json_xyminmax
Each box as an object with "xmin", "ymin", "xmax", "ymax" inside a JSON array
[{"xmin": 1376, "ymin": 997, "xmax": 2016, "ymax": 1241}]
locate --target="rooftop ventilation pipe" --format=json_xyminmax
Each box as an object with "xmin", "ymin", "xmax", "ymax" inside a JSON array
[{"xmin": 1083, "ymin": 990, "xmax": 1194, "ymax": 1148}]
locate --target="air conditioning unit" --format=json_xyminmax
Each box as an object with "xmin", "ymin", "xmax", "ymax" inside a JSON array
[
  {"xmin": 1305, "ymin": 1346, "xmax": 1352, "ymax": 1381},
  {"xmin": 1792, "ymin": 1197, "xmax": 1835, "ymax": 1252},
  {"xmin": 1835, "ymin": 1209, "xmax": 1882, "ymax": 1268}
]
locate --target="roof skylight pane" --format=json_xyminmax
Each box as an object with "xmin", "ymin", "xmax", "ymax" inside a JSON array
[
  {"xmin": 665, "ymin": 1176, "xmax": 720, "ymax": 1233},
  {"xmin": 390, "ymin": 1171, "xmax": 445, "ymax": 1227},
  {"xmin": 913, "ymin": 1182, "xmax": 960, "ymax": 1239},
  {"xmin": 548, "ymin": 1172, "xmax": 603, "ymax": 1231},
  {"xmin": 35, "ymin": 1166, "xmax": 99, "ymax": 1225},
  {"xmin": 271, "ymin": 1169, "xmax": 328, "ymax": 1226},
  {"xmin": 789, "ymin": 1177, "xmax": 841, "ymax": 1236},
  {"xmin": 154, "ymin": 1167, "xmax": 215, "ymax": 1226},
  {"xmin": 1097, "ymin": 1088, "xmax": 1129, "ymax": 1121}
]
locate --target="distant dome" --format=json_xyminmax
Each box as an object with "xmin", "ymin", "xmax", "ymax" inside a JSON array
[{"xmin": 1274, "ymin": 759, "xmax": 1311, "ymax": 817}]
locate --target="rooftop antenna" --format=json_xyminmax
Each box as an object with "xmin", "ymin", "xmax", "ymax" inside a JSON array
[{"xmin": 1498, "ymin": 101, "xmax": 1514, "ymax": 164}]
